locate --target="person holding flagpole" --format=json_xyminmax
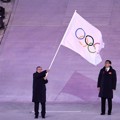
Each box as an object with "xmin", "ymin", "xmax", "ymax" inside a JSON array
[
  {"xmin": 32, "ymin": 66, "xmax": 49, "ymax": 119},
  {"xmin": 97, "ymin": 60, "xmax": 117, "ymax": 115}
]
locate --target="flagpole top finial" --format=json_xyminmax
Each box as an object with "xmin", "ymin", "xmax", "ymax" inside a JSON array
[{"xmin": 75, "ymin": 10, "xmax": 77, "ymax": 12}]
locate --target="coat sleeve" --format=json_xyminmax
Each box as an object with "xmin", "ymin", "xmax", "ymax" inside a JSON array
[
  {"xmin": 97, "ymin": 69, "xmax": 102, "ymax": 88},
  {"xmin": 112, "ymin": 70, "xmax": 117, "ymax": 90},
  {"xmin": 43, "ymin": 79, "xmax": 48, "ymax": 84},
  {"xmin": 33, "ymin": 70, "xmax": 47, "ymax": 79}
]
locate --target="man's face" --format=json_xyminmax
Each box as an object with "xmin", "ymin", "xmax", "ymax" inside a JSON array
[
  {"xmin": 37, "ymin": 67, "xmax": 42, "ymax": 73},
  {"xmin": 105, "ymin": 62, "xmax": 111, "ymax": 68}
]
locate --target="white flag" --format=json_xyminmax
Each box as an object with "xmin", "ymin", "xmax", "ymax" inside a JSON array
[{"xmin": 61, "ymin": 11, "xmax": 104, "ymax": 65}]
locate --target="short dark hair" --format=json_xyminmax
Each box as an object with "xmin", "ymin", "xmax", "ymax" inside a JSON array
[
  {"xmin": 36, "ymin": 66, "xmax": 42, "ymax": 70},
  {"xmin": 105, "ymin": 60, "xmax": 112, "ymax": 64}
]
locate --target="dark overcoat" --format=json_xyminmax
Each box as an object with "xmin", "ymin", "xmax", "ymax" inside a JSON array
[
  {"xmin": 97, "ymin": 66, "xmax": 117, "ymax": 99},
  {"xmin": 32, "ymin": 70, "xmax": 48, "ymax": 102}
]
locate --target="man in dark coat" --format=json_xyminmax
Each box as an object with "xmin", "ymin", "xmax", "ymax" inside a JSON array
[
  {"xmin": 97, "ymin": 60, "xmax": 117, "ymax": 115},
  {"xmin": 32, "ymin": 66, "xmax": 48, "ymax": 119}
]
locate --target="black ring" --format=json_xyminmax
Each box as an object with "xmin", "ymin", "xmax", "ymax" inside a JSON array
[{"xmin": 85, "ymin": 35, "xmax": 94, "ymax": 46}]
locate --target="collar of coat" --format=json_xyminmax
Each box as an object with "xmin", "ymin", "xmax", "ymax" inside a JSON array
[{"xmin": 102, "ymin": 66, "xmax": 113, "ymax": 71}]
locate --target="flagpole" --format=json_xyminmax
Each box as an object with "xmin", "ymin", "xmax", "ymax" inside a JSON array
[{"xmin": 47, "ymin": 10, "xmax": 77, "ymax": 75}]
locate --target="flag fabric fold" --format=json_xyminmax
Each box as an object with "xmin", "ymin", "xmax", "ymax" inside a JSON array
[{"xmin": 61, "ymin": 11, "xmax": 104, "ymax": 65}]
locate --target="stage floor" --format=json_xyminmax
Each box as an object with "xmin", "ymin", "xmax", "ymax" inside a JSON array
[{"xmin": 0, "ymin": 102, "xmax": 120, "ymax": 120}]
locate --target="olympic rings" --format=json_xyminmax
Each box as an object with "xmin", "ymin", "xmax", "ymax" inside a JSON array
[
  {"xmin": 88, "ymin": 44, "xmax": 96, "ymax": 53},
  {"xmin": 75, "ymin": 28, "xmax": 100, "ymax": 53},
  {"xmin": 79, "ymin": 35, "xmax": 87, "ymax": 47},
  {"xmin": 85, "ymin": 35, "xmax": 94, "ymax": 46},
  {"xmin": 88, "ymin": 43, "xmax": 100, "ymax": 53},
  {"xmin": 75, "ymin": 28, "xmax": 86, "ymax": 40},
  {"xmin": 79, "ymin": 41, "xmax": 87, "ymax": 47}
]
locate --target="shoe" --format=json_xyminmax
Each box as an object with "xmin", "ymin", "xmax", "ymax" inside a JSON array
[
  {"xmin": 42, "ymin": 116, "xmax": 45, "ymax": 119},
  {"xmin": 101, "ymin": 113, "xmax": 105, "ymax": 115},
  {"xmin": 34, "ymin": 116, "xmax": 38, "ymax": 119},
  {"xmin": 41, "ymin": 113, "xmax": 45, "ymax": 119},
  {"xmin": 108, "ymin": 113, "xmax": 111, "ymax": 115}
]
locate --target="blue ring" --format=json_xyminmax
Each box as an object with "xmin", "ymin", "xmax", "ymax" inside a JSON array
[{"xmin": 75, "ymin": 28, "xmax": 86, "ymax": 40}]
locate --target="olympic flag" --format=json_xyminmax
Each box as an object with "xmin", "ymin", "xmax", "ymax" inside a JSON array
[{"xmin": 61, "ymin": 11, "xmax": 104, "ymax": 65}]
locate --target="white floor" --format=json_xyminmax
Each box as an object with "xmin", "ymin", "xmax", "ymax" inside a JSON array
[{"xmin": 0, "ymin": 102, "xmax": 120, "ymax": 120}]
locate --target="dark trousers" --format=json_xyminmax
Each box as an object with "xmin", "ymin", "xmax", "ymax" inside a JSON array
[
  {"xmin": 34, "ymin": 102, "xmax": 46, "ymax": 117},
  {"xmin": 0, "ymin": 17, "xmax": 4, "ymax": 29},
  {"xmin": 101, "ymin": 98, "xmax": 112, "ymax": 114}
]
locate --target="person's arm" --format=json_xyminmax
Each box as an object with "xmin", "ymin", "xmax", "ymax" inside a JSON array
[
  {"xmin": 33, "ymin": 70, "xmax": 47, "ymax": 79},
  {"xmin": 97, "ymin": 69, "xmax": 102, "ymax": 89},
  {"xmin": 33, "ymin": 74, "xmax": 36, "ymax": 90},
  {"xmin": 112, "ymin": 70, "xmax": 117, "ymax": 90},
  {"xmin": 43, "ymin": 79, "xmax": 48, "ymax": 84}
]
